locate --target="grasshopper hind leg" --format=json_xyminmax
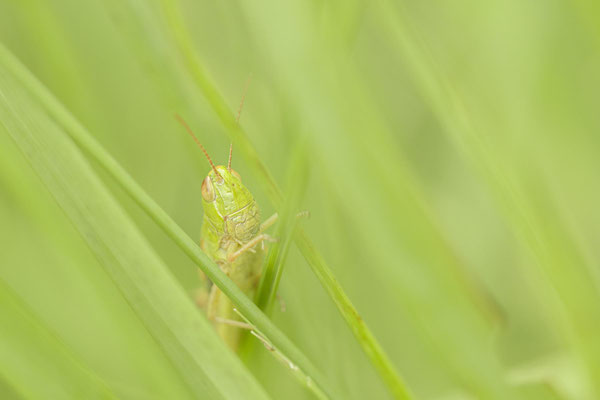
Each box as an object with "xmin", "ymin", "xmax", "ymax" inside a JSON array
[
  {"xmin": 194, "ymin": 269, "xmax": 212, "ymax": 309},
  {"xmin": 195, "ymin": 237, "xmax": 216, "ymax": 309}
]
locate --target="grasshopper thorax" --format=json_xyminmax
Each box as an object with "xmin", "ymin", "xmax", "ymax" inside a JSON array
[{"xmin": 201, "ymin": 166, "xmax": 260, "ymax": 242}]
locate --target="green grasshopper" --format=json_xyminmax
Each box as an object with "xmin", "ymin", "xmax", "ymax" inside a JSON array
[{"xmin": 175, "ymin": 115, "xmax": 277, "ymax": 350}]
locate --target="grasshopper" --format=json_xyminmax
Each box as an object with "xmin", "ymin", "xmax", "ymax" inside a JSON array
[{"xmin": 175, "ymin": 115, "xmax": 277, "ymax": 350}]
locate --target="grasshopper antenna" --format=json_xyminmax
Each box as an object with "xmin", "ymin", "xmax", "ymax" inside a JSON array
[
  {"xmin": 229, "ymin": 73, "xmax": 253, "ymax": 171},
  {"xmin": 227, "ymin": 142, "xmax": 233, "ymax": 172},
  {"xmin": 175, "ymin": 113, "xmax": 222, "ymax": 180}
]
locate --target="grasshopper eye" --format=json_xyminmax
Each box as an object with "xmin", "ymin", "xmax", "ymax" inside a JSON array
[
  {"xmin": 201, "ymin": 176, "xmax": 216, "ymax": 202},
  {"xmin": 231, "ymin": 169, "xmax": 242, "ymax": 182}
]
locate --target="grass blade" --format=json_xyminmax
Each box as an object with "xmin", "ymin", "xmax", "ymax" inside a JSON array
[
  {"xmin": 0, "ymin": 42, "xmax": 335, "ymax": 399},
  {"xmin": 0, "ymin": 279, "xmax": 116, "ymax": 399},
  {"xmin": 255, "ymin": 143, "xmax": 309, "ymax": 313},
  {"xmin": 0, "ymin": 42, "xmax": 269, "ymax": 400},
  {"xmin": 376, "ymin": 1, "xmax": 600, "ymax": 395},
  {"xmin": 159, "ymin": 1, "xmax": 413, "ymax": 398}
]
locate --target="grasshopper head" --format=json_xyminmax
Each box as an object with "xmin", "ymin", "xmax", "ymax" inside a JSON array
[
  {"xmin": 201, "ymin": 166, "xmax": 254, "ymax": 220},
  {"xmin": 174, "ymin": 114, "xmax": 255, "ymax": 223}
]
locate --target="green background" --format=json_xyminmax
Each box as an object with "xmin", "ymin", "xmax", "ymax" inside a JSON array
[{"xmin": 1, "ymin": 0, "xmax": 599, "ymax": 399}]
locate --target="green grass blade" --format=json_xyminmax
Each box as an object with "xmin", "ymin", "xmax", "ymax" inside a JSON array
[
  {"xmin": 3, "ymin": 1, "xmax": 598, "ymax": 399},
  {"xmin": 0, "ymin": 279, "xmax": 116, "ymax": 399},
  {"xmin": 376, "ymin": 1, "xmax": 600, "ymax": 395},
  {"xmin": 254, "ymin": 211, "xmax": 299, "ymax": 313},
  {"xmin": 159, "ymin": 1, "xmax": 413, "ymax": 398},
  {"xmin": 0, "ymin": 42, "xmax": 270, "ymax": 400},
  {"xmin": 0, "ymin": 42, "xmax": 335, "ymax": 399},
  {"xmin": 255, "ymin": 144, "xmax": 309, "ymax": 313},
  {"xmin": 0, "ymin": 118, "xmax": 202, "ymax": 400}
]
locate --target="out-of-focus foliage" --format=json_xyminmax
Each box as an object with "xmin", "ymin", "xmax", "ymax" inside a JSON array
[{"xmin": 1, "ymin": 0, "xmax": 599, "ymax": 399}]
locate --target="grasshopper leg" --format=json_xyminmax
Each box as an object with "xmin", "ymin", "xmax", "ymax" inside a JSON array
[
  {"xmin": 194, "ymin": 286, "xmax": 209, "ymax": 309},
  {"xmin": 213, "ymin": 317, "xmax": 276, "ymax": 352},
  {"xmin": 228, "ymin": 233, "xmax": 277, "ymax": 262},
  {"xmin": 255, "ymin": 211, "xmax": 310, "ymax": 253},
  {"xmin": 214, "ymin": 317, "xmax": 253, "ymax": 330},
  {"xmin": 195, "ymin": 238, "xmax": 212, "ymax": 308},
  {"xmin": 206, "ymin": 284, "xmax": 221, "ymax": 321},
  {"xmin": 194, "ymin": 266, "xmax": 211, "ymax": 308},
  {"xmin": 259, "ymin": 211, "xmax": 310, "ymax": 233},
  {"xmin": 259, "ymin": 213, "xmax": 278, "ymax": 232}
]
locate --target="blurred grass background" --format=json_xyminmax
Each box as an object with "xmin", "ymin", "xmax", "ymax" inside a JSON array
[{"xmin": 1, "ymin": 0, "xmax": 600, "ymax": 399}]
